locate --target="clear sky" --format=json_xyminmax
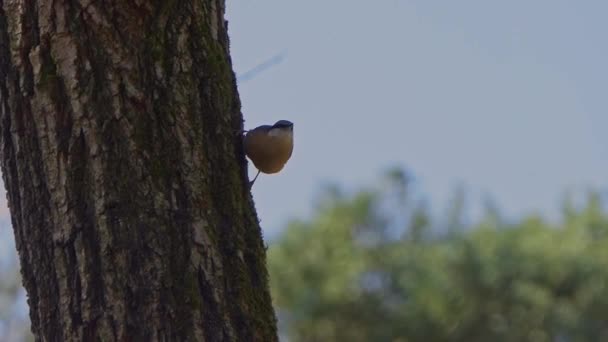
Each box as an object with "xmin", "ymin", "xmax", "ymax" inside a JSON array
[
  {"xmin": 0, "ymin": 1, "xmax": 605, "ymax": 238},
  {"xmin": 227, "ymin": 0, "xmax": 608, "ymax": 236}
]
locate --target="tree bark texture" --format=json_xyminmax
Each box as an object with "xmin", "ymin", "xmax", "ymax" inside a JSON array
[{"xmin": 0, "ymin": 1, "xmax": 277, "ymax": 341}]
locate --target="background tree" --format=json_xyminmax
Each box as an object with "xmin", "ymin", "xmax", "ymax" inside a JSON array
[
  {"xmin": 269, "ymin": 170, "xmax": 608, "ymax": 341},
  {"xmin": 0, "ymin": 1, "xmax": 276, "ymax": 341}
]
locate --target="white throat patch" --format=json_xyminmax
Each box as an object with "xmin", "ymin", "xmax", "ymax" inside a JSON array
[{"xmin": 268, "ymin": 128, "xmax": 292, "ymax": 138}]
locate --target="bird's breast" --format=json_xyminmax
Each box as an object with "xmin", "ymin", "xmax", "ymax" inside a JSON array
[{"xmin": 244, "ymin": 130, "xmax": 293, "ymax": 174}]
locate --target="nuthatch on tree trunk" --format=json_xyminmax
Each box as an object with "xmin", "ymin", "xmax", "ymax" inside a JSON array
[{"xmin": 243, "ymin": 120, "xmax": 294, "ymax": 187}]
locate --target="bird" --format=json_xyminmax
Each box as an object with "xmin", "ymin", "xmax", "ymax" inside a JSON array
[{"xmin": 243, "ymin": 120, "xmax": 294, "ymax": 187}]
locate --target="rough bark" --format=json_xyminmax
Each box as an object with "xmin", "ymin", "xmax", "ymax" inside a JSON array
[{"xmin": 0, "ymin": 1, "xmax": 277, "ymax": 341}]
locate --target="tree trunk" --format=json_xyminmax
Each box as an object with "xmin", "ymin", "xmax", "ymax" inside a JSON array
[{"xmin": 0, "ymin": 1, "xmax": 277, "ymax": 341}]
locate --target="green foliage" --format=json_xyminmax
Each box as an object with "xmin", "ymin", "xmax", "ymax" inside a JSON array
[{"xmin": 268, "ymin": 172, "xmax": 608, "ymax": 342}]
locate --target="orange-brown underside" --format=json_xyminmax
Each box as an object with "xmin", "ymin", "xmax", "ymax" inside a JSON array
[{"xmin": 244, "ymin": 130, "xmax": 293, "ymax": 174}]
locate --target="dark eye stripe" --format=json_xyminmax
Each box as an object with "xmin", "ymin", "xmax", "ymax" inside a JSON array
[{"xmin": 273, "ymin": 120, "xmax": 294, "ymax": 128}]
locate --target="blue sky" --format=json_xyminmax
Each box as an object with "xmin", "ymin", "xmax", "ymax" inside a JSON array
[
  {"xmin": 0, "ymin": 2, "xmax": 605, "ymax": 236},
  {"xmin": 227, "ymin": 0, "xmax": 608, "ymax": 236}
]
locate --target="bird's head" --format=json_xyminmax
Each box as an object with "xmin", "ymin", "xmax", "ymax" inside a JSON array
[{"xmin": 268, "ymin": 120, "xmax": 294, "ymax": 137}]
